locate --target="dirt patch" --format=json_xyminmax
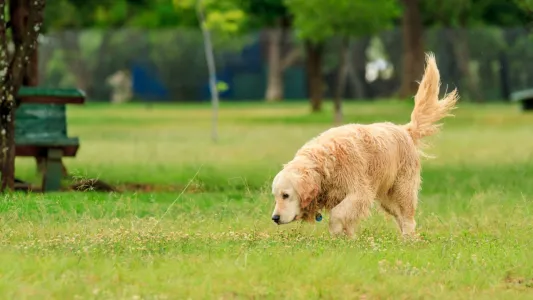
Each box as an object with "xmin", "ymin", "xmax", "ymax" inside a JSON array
[
  {"xmin": 504, "ymin": 274, "xmax": 533, "ymax": 289},
  {"xmin": 70, "ymin": 179, "xmax": 118, "ymax": 192},
  {"xmin": 114, "ymin": 182, "xmax": 204, "ymax": 193},
  {"xmin": 70, "ymin": 179, "xmax": 204, "ymax": 193},
  {"xmin": 14, "ymin": 177, "xmax": 205, "ymax": 194}
]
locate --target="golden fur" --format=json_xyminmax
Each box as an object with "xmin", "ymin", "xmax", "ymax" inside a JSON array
[{"xmin": 270, "ymin": 53, "xmax": 459, "ymax": 237}]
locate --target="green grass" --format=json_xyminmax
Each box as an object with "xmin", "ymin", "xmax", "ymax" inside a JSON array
[{"xmin": 3, "ymin": 100, "xmax": 533, "ymax": 299}]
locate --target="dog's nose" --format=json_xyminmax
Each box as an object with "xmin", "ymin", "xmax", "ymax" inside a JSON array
[{"xmin": 272, "ymin": 215, "xmax": 281, "ymax": 224}]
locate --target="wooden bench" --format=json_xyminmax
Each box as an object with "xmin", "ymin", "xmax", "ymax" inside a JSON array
[
  {"xmin": 511, "ymin": 89, "xmax": 533, "ymax": 111},
  {"xmin": 15, "ymin": 87, "xmax": 85, "ymax": 191}
]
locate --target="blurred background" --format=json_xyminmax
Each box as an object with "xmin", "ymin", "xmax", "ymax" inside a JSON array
[
  {"xmin": 41, "ymin": 0, "xmax": 533, "ymax": 107},
  {"xmin": 11, "ymin": 0, "xmax": 529, "ymax": 191},
  {"xmin": 3, "ymin": 1, "xmax": 533, "ymax": 296}
]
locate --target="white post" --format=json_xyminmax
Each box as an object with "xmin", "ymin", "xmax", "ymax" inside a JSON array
[{"xmin": 196, "ymin": 0, "xmax": 219, "ymax": 142}]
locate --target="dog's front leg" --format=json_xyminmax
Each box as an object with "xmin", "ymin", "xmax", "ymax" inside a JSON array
[{"xmin": 328, "ymin": 191, "xmax": 373, "ymax": 238}]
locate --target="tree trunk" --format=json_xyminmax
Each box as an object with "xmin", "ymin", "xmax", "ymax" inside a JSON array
[
  {"xmin": 0, "ymin": 2, "xmax": 10, "ymax": 191},
  {"xmin": 2, "ymin": 0, "xmax": 27, "ymax": 191},
  {"xmin": 305, "ymin": 40, "xmax": 324, "ymax": 112},
  {"xmin": 0, "ymin": 0, "xmax": 45, "ymax": 192},
  {"xmin": 334, "ymin": 37, "xmax": 350, "ymax": 124},
  {"xmin": 499, "ymin": 51, "xmax": 510, "ymax": 101},
  {"xmin": 398, "ymin": 0, "xmax": 425, "ymax": 99},
  {"xmin": 0, "ymin": 107, "xmax": 15, "ymax": 191},
  {"xmin": 265, "ymin": 25, "xmax": 283, "ymax": 102},
  {"xmin": 447, "ymin": 28, "xmax": 482, "ymax": 102},
  {"xmin": 380, "ymin": 29, "xmax": 403, "ymax": 95},
  {"xmin": 265, "ymin": 18, "xmax": 297, "ymax": 102},
  {"xmin": 347, "ymin": 36, "xmax": 371, "ymax": 99},
  {"xmin": 25, "ymin": 45, "xmax": 38, "ymax": 85},
  {"xmin": 10, "ymin": 0, "xmax": 37, "ymax": 87}
]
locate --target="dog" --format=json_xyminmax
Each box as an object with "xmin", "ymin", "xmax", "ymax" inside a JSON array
[{"xmin": 270, "ymin": 53, "xmax": 458, "ymax": 238}]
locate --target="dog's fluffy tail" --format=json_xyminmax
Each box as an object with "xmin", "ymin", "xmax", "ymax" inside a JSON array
[{"xmin": 405, "ymin": 53, "xmax": 459, "ymax": 146}]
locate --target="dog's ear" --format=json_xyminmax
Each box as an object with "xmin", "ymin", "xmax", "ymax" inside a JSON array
[{"xmin": 297, "ymin": 171, "xmax": 320, "ymax": 208}]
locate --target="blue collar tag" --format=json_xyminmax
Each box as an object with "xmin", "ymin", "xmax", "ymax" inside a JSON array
[{"xmin": 315, "ymin": 213, "xmax": 323, "ymax": 222}]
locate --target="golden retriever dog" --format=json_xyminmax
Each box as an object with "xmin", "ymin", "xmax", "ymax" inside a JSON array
[{"xmin": 270, "ymin": 53, "xmax": 458, "ymax": 238}]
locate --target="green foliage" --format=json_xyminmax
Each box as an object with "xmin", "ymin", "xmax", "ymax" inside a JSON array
[
  {"xmin": 421, "ymin": 0, "xmax": 529, "ymax": 27},
  {"xmin": 42, "ymin": 0, "xmax": 533, "ymax": 32},
  {"xmin": 284, "ymin": 0, "xmax": 400, "ymax": 43},
  {"xmin": 483, "ymin": 0, "xmax": 530, "ymax": 26},
  {"xmin": 240, "ymin": 0, "xmax": 290, "ymax": 28},
  {"xmin": 173, "ymin": 0, "xmax": 247, "ymax": 35},
  {"xmin": 45, "ymin": 0, "xmax": 289, "ymax": 33},
  {"xmin": 42, "ymin": 0, "xmax": 80, "ymax": 30},
  {"xmin": 44, "ymin": 0, "xmax": 181, "ymax": 30},
  {"xmin": 216, "ymin": 80, "xmax": 229, "ymax": 93},
  {"xmin": 514, "ymin": 0, "xmax": 533, "ymax": 12}
]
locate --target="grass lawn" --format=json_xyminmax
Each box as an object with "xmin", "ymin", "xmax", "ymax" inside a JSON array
[{"xmin": 2, "ymin": 100, "xmax": 533, "ymax": 299}]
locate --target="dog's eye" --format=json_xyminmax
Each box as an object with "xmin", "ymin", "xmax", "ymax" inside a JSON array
[{"xmin": 282, "ymin": 193, "xmax": 289, "ymax": 199}]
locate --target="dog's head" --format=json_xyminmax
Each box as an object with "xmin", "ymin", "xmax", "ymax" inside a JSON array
[{"xmin": 270, "ymin": 167, "xmax": 320, "ymax": 225}]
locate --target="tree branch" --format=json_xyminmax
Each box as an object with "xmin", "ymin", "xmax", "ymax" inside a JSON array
[{"xmin": 281, "ymin": 47, "xmax": 301, "ymax": 71}]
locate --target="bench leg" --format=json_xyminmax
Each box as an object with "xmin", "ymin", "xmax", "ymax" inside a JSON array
[
  {"xmin": 42, "ymin": 149, "xmax": 64, "ymax": 192},
  {"xmin": 36, "ymin": 156, "xmax": 68, "ymax": 177}
]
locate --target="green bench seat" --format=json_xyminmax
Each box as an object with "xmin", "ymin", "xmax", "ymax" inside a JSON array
[
  {"xmin": 15, "ymin": 87, "xmax": 85, "ymax": 191},
  {"xmin": 17, "ymin": 87, "xmax": 85, "ymax": 104}
]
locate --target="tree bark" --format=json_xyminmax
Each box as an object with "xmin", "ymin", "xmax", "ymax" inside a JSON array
[
  {"xmin": 22, "ymin": 32, "xmax": 38, "ymax": 86},
  {"xmin": 0, "ymin": 0, "xmax": 45, "ymax": 192},
  {"xmin": 305, "ymin": 40, "xmax": 324, "ymax": 112},
  {"xmin": 10, "ymin": 0, "xmax": 38, "ymax": 88},
  {"xmin": 3, "ymin": 0, "xmax": 27, "ymax": 191},
  {"xmin": 334, "ymin": 37, "xmax": 350, "ymax": 124},
  {"xmin": 0, "ymin": 107, "xmax": 15, "ymax": 191},
  {"xmin": 398, "ymin": 0, "xmax": 425, "ymax": 99}
]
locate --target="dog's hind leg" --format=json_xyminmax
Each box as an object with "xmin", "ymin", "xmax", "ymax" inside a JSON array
[
  {"xmin": 382, "ymin": 169, "xmax": 421, "ymax": 236},
  {"xmin": 329, "ymin": 188, "xmax": 374, "ymax": 238}
]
